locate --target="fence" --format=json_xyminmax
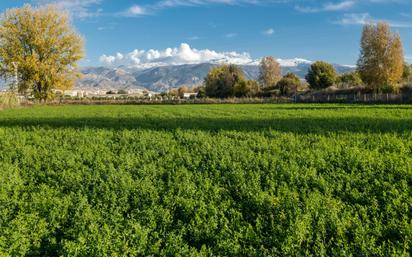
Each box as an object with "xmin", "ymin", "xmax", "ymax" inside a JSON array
[
  {"xmin": 294, "ymin": 93, "xmax": 412, "ymax": 104},
  {"xmin": 18, "ymin": 93, "xmax": 412, "ymax": 105}
]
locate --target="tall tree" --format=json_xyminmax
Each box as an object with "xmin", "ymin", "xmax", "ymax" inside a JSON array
[
  {"xmin": 204, "ymin": 64, "xmax": 246, "ymax": 98},
  {"xmin": 357, "ymin": 22, "xmax": 404, "ymax": 92},
  {"xmin": 305, "ymin": 61, "xmax": 337, "ymax": 90},
  {"xmin": 0, "ymin": 5, "xmax": 84, "ymax": 101},
  {"xmin": 258, "ymin": 56, "xmax": 281, "ymax": 88}
]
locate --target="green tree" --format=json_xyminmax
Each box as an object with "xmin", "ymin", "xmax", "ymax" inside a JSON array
[
  {"xmin": 276, "ymin": 73, "xmax": 301, "ymax": 96},
  {"xmin": 402, "ymin": 64, "xmax": 412, "ymax": 84},
  {"xmin": 337, "ymin": 71, "xmax": 364, "ymax": 88},
  {"xmin": 204, "ymin": 64, "xmax": 246, "ymax": 98},
  {"xmin": 0, "ymin": 5, "xmax": 84, "ymax": 101},
  {"xmin": 193, "ymin": 85, "xmax": 206, "ymax": 98},
  {"xmin": 258, "ymin": 56, "xmax": 281, "ymax": 88},
  {"xmin": 305, "ymin": 61, "xmax": 337, "ymax": 90},
  {"xmin": 234, "ymin": 80, "xmax": 260, "ymax": 97},
  {"xmin": 117, "ymin": 89, "xmax": 128, "ymax": 95},
  {"xmin": 357, "ymin": 22, "xmax": 404, "ymax": 92}
]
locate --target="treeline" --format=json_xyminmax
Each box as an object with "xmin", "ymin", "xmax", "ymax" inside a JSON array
[{"xmin": 171, "ymin": 22, "xmax": 411, "ymax": 99}]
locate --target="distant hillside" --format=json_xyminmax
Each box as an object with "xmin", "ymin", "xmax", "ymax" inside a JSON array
[{"xmin": 77, "ymin": 62, "xmax": 355, "ymax": 92}]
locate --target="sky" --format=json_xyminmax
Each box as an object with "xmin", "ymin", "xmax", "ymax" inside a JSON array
[{"xmin": 0, "ymin": 0, "xmax": 411, "ymax": 67}]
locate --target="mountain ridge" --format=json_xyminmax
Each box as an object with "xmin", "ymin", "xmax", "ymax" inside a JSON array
[{"xmin": 77, "ymin": 60, "xmax": 355, "ymax": 92}]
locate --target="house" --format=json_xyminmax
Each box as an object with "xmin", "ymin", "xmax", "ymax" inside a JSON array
[{"xmin": 183, "ymin": 92, "xmax": 198, "ymax": 99}]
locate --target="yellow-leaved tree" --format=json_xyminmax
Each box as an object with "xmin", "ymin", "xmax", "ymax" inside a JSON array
[
  {"xmin": 0, "ymin": 4, "xmax": 84, "ymax": 101},
  {"xmin": 258, "ymin": 56, "xmax": 281, "ymax": 89},
  {"xmin": 357, "ymin": 22, "xmax": 404, "ymax": 93}
]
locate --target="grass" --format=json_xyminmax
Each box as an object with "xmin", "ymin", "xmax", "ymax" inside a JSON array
[{"xmin": 0, "ymin": 104, "xmax": 411, "ymax": 256}]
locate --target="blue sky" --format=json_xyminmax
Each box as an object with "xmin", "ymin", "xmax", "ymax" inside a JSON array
[{"xmin": 1, "ymin": 0, "xmax": 411, "ymax": 67}]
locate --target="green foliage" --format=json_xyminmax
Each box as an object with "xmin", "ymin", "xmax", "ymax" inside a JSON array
[
  {"xmin": 337, "ymin": 71, "xmax": 364, "ymax": 88},
  {"xmin": 204, "ymin": 64, "xmax": 246, "ymax": 98},
  {"xmin": 117, "ymin": 89, "xmax": 128, "ymax": 95},
  {"xmin": 403, "ymin": 64, "xmax": 412, "ymax": 84},
  {"xmin": 276, "ymin": 73, "xmax": 301, "ymax": 96},
  {"xmin": 0, "ymin": 104, "xmax": 411, "ymax": 256},
  {"xmin": 194, "ymin": 86, "xmax": 206, "ymax": 98},
  {"xmin": 305, "ymin": 61, "xmax": 337, "ymax": 90},
  {"xmin": 233, "ymin": 80, "xmax": 260, "ymax": 97}
]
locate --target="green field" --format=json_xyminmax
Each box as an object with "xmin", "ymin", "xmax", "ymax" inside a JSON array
[{"xmin": 0, "ymin": 104, "xmax": 411, "ymax": 256}]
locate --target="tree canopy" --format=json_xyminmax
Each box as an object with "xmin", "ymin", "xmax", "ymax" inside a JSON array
[
  {"xmin": 403, "ymin": 64, "xmax": 412, "ymax": 84},
  {"xmin": 258, "ymin": 56, "xmax": 281, "ymax": 88},
  {"xmin": 0, "ymin": 5, "xmax": 84, "ymax": 101},
  {"xmin": 357, "ymin": 22, "xmax": 404, "ymax": 93},
  {"xmin": 305, "ymin": 61, "xmax": 337, "ymax": 90},
  {"xmin": 204, "ymin": 64, "xmax": 246, "ymax": 98},
  {"xmin": 337, "ymin": 72, "xmax": 364, "ymax": 88},
  {"xmin": 277, "ymin": 73, "xmax": 301, "ymax": 96}
]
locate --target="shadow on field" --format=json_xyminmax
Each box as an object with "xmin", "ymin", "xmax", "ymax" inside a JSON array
[{"xmin": 0, "ymin": 116, "xmax": 411, "ymax": 133}]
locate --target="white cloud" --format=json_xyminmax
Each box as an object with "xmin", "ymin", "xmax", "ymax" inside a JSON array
[
  {"xmin": 187, "ymin": 36, "xmax": 201, "ymax": 40},
  {"xmin": 123, "ymin": 5, "xmax": 147, "ymax": 16},
  {"xmin": 337, "ymin": 13, "xmax": 412, "ymax": 28},
  {"xmin": 263, "ymin": 28, "xmax": 275, "ymax": 35},
  {"xmin": 120, "ymin": 0, "xmax": 285, "ymax": 16},
  {"xmin": 338, "ymin": 13, "xmax": 371, "ymax": 25},
  {"xmin": 35, "ymin": 0, "xmax": 102, "ymax": 18},
  {"xmin": 296, "ymin": 0, "xmax": 355, "ymax": 13},
  {"xmin": 99, "ymin": 43, "xmax": 254, "ymax": 68},
  {"xmin": 224, "ymin": 33, "xmax": 237, "ymax": 38}
]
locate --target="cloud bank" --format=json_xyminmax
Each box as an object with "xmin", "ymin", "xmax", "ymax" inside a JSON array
[
  {"xmin": 336, "ymin": 12, "xmax": 412, "ymax": 28},
  {"xmin": 35, "ymin": 0, "xmax": 102, "ymax": 18},
  {"xmin": 99, "ymin": 43, "xmax": 254, "ymax": 68}
]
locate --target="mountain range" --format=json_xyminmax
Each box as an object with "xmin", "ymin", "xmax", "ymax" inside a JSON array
[{"xmin": 78, "ymin": 59, "xmax": 355, "ymax": 92}]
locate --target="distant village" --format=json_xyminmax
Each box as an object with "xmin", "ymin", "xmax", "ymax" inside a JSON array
[{"xmin": 0, "ymin": 86, "xmax": 200, "ymax": 100}]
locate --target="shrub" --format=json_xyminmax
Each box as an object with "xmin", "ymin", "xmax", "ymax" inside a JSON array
[
  {"xmin": 205, "ymin": 64, "xmax": 246, "ymax": 98},
  {"xmin": 337, "ymin": 71, "xmax": 363, "ymax": 88},
  {"xmin": 234, "ymin": 80, "xmax": 260, "ymax": 97},
  {"xmin": 117, "ymin": 89, "xmax": 128, "ymax": 95},
  {"xmin": 276, "ymin": 73, "xmax": 301, "ymax": 96},
  {"xmin": 305, "ymin": 61, "xmax": 337, "ymax": 90}
]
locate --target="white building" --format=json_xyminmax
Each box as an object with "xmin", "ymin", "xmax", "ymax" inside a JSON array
[{"xmin": 183, "ymin": 93, "xmax": 198, "ymax": 99}]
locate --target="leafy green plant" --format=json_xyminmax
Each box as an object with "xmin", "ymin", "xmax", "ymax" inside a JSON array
[{"xmin": 0, "ymin": 104, "xmax": 411, "ymax": 256}]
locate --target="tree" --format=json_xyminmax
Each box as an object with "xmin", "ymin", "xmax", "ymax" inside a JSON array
[
  {"xmin": 193, "ymin": 85, "xmax": 206, "ymax": 98},
  {"xmin": 337, "ymin": 72, "xmax": 363, "ymax": 88},
  {"xmin": 276, "ymin": 73, "xmax": 301, "ymax": 96},
  {"xmin": 402, "ymin": 64, "xmax": 412, "ymax": 84},
  {"xmin": 204, "ymin": 64, "xmax": 246, "ymax": 98},
  {"xmin": 357, "ymin": 22, "xmax": 404, "ymax": 93},
  {"xmin": 177, "ymin": 86, "xmax": 190, "ymax": 98},
  {"xmin": 234, "ymin": 80, "xmax": 260, "ymax": 97},
  {"xmin": 117, "ymin": 89, "xmax": 128, "ymax": 95},
  {"xmin": 0, "ymin": 5, "xmax": 84, "ymax": 101},
  {"xmin": 258, "ymin": 56, "xmax": 281, "ymax": 88},
  {"xmin": 305, "ymin": 61, "xmax": 337, "ymax": 90}
]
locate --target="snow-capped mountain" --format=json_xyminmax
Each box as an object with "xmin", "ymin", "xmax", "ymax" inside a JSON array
[{"xmin": 77, "ymin": 60, "xmax": 355, "ymax": 92}]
